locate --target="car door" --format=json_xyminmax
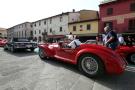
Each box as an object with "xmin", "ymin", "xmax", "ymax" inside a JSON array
[{"xmin": 56, "ymin": 47, "xmax": 77, "ymax": 62}]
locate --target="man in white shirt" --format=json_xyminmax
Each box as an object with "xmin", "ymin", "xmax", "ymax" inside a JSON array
[
  {"xmin": 118, "ymin": 35, "xmax": 124, "ymax": 45},
  {"xmin": 66, "ymin": 32, "xmax": 75, "ymax": 41},
  {"xmin": 102, "ymin": 34, "xmax": 107, "ymax": 46},
  {"xmin": 68, "ymin": 36, "xmax": 81, "ymax": 49}
]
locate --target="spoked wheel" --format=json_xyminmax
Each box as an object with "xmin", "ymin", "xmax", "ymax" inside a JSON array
[
  {"xmin": 78, "ymin": 54, "xmax": 104, "ymax": 78},
  {"xmin": 128, "ymin": 53, "xmax": 135, "ymax": 64},
  {"xmin": 39, "ymin": 48, "xmax": 47, "ymax": 59}
]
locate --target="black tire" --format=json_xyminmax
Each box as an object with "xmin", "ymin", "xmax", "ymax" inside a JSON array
[
  {"xmin": 39, "ymin": 48, "xmax": 47, "ymax": 60},
  {"xmin": 78, "ymin": 53, "xmax": 104, "ymax": 78},
  {"xmin": 4, "ymin": 45, "xmax": 8, "ymax": 50},
  {"xmin": 31, "ymin": 48, "xmax": 34, "ymax": 52},
  {"xmin": 127, "ymin": 53, "xmax": 135, "ymax": 64}
]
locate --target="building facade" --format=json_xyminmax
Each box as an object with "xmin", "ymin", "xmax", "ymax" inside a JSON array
[
  {"xmin": 69, "ymin": 10, "xmax": 99, "ymax": 42},
  {"xmin": 7, "ymin": 9, "xmax": 99, "ymax": 42},
  {"xmin": 32, "ymin": 13, "xmax": 69, "ymax": 42},
  {"xmin": 69, "ymin": 19, "xmax": 99, "ymax": 42},
  {"xmin": 7, "ymin": 27, "xmax": 14, "ymax": 40},
  {"xmin": 7, "ymin": 22, "xmax": 33, "ymax": 40},
  {"xmin": 0, "ymin": 28, "xmax": 7, "ymax": 38},
  {"xmin": 99, "ymin": 0, "xmax": 135, "ymax": 35},
  {"xmin": 32, "ymin": 10, "xmax": 80, "ymax": 42}
]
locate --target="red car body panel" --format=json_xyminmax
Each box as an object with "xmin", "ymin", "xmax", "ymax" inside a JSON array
[
  {"xmin": 85, "ymin": 40, "xmax": 134, "ymax": 63},
  {"xmin": 0, "ymin": 39, "xmax": 7, "ymax": 47},
  {"xmin": 116, "ymin": 45, "xmax": 135, "ymax": 59},
  {"xmin": 39, "ymin": 43, "xmax": 127, "ymax": 75}
]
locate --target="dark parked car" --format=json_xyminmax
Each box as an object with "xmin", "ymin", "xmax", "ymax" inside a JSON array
[{"xmin": 4, "ymin": 38, "xmax": 37, "ymax": 52}]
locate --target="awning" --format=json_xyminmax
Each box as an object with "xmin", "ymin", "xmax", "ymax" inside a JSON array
[
  {"xmin": 47, "ymin": 35, "xmax": 65, "ymax": 38},
  {"xmin": 122, "ymin": 33, "xmax": 135, "ymax": 35},
  {"xmin": 77, "ymin": 33, "xmax": 98, "ymax": 36}
]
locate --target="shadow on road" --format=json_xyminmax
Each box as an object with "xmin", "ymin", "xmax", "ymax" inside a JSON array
[
  {"xmin": 3, "ymin": 49, "xmax": 37, "ymax": 57},
  {"xmin": 94, "ymin": 65, "xmax": 135, "ymax": 90},
  {"xmin": 40, "ymin": 58, "xmax": 82, "ymax": 75},
  {"xmin": 40, "ymin": 58, "xmax": 135, "ymax": 90}
]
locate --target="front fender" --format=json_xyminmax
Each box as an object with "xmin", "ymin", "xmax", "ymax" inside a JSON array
[
  {"xmin": 75, "ymin": 48, "xmax": 126, "ymax": 74},
  {"xmin": 75, "ymin": 48, "xmax": 118, "ymax": 65},
  {"xmin": 38, "ymin": 44, "xmax": 55, "ymax": 57}
]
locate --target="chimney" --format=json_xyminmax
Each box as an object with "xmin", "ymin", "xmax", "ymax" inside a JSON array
[{"xmin": 72, "ymin": 9, "xmax": 75, "ymax": 12}]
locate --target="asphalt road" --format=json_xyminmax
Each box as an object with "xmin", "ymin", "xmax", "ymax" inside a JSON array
[{"xmin": 0, "ymin": 47, "xmax": 135, "ymax": 90}]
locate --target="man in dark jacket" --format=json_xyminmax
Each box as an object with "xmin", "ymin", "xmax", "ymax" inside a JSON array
[{"xmin": 104, "ymin": 26, "xmax": 118, "ymax": 50}]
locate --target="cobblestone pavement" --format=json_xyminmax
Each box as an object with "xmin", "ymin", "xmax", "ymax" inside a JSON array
[{"xmin": 0, "ymin": 47, "xmax": 135, "ymax": 90}]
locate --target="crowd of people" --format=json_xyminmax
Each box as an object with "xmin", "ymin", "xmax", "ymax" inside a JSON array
[
  {"xmin": 61, "ymin": 32, "xmax": 82, "ymax": 49},
  {"xmin": 52, "ymin": 25, "xmax": 135, "ymax": 50},
  {"xmin": 103, "ymin": 26, "xmax": 118, "ymax": 50},
  {"xmin": 99, "ymin": 26, "xmax": 135, "ymax": 50}
]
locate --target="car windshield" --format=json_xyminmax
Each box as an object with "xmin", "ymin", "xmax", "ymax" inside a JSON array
[
  {"xmin": 14, "ymin": 38, "xmax": 30, "ymax": 42},
  {"xmin": 85, "ymin": 40, "xmax": 96, "ymax": 44}
]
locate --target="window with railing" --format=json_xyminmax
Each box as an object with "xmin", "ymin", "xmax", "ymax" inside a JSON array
[
  {"xmin": 130, "ymin": 3, "xmax": 135, "ymax": 11},
  {"xmin": 60, "ymin": 16, "xmax": 62, "ymax": 22},
  {"xmin": 107, "ymin": 8, "xmax": 113, "ymax": 15},
  {"xmin": 80, "ymin": 25, "xmax": 83, "ymax": 31},
  {"xmin": 50, "ymin": 28, "xmax": 52, "ymax": 33},
  {"xmin": 44, "ymin": 21, "xmax": 46, "ymax": 25},
  {"xmin": 39, "ymin": 30, "xmax": 41, "ymax": 34},
  {"xmin": 60, "ymin": 27, "xmax": 62, "ymax": 32},
  {"xmin": 34, "ymin": 23, "xmax": 36, "ymax": 27},
  {"xmin": 129, "ymin": 19, "xmax": 135, "ymax": 31},
  {"xmin": 35, "ymin": 30, "xmax": 36, "ymax": 34},
  {"xmin": 87, "ymin": 24, "xmax": 91, "ymax": 30},
  {"xmin": 25, "ymin": 30, "xmax": 26, "ymax": 37},
  {"xmin": 73, "ymin": 26, "xmax": 76, "ymax": 31},
  {"xmin": 22, "ymin": 31, "xmax": 23, "ymax": 37},
  {"xmin": 39, "ymin": 21, "xmax": 41, "ymax": 26}
]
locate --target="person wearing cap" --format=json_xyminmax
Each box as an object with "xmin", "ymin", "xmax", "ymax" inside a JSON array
[
  {"xmin": 104, "ymin": 26, "xmax": 118, "ymax": 50},
  {"xmin": 67, "ymin": 32, "xmax": 74, "ymax": 41},
  {"xmin": 67, "ymin": 36, "xmax": 81, "ymax": 49}
]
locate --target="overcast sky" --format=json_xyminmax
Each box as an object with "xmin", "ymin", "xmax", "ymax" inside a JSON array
[{"xmin": 0, "ymin": 0, "xmax": 102, "ymax": 28}]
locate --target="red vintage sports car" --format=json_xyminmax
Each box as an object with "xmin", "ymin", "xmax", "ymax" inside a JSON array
[
  {"xmin": 116, "ymin": 45, "xmax": 135, "ymax": 64},
  {"xmin": 38, "ymin": 42, "xmax": 127, "ymax": 77},
  {"xmin": 0, "ymin": 39, "xmax": 7, "ymax": 47}
]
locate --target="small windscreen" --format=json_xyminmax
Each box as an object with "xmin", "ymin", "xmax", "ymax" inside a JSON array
[{"xmin": 85, "ymin": 40, "xmax": 96, "ymax": 44}]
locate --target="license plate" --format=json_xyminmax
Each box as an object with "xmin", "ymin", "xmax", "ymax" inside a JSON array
[{"xmin": 27, "ymin": 45, "xmax": 32, "ymax": 47}]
